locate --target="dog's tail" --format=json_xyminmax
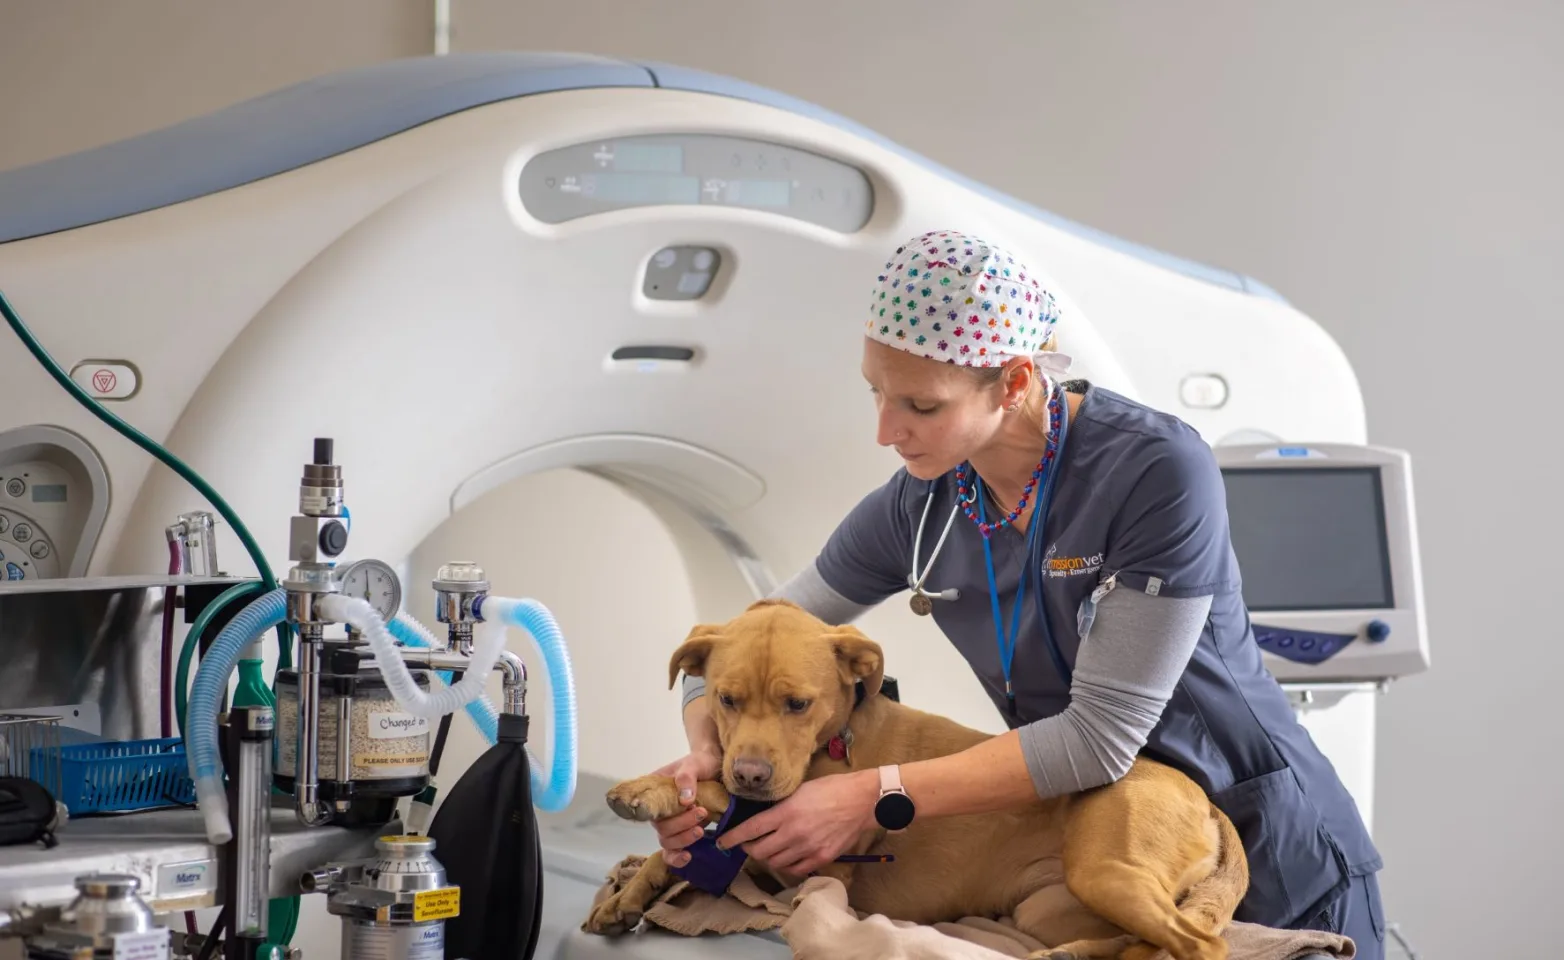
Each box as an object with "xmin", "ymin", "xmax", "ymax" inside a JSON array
[
  {"xmin": 1184, "ymin": 804, "xmax": 1250, "ymax": 933},
  {"xmin": 1117, "ymin": 804, "xmax": 1248, "ymax": 960}
]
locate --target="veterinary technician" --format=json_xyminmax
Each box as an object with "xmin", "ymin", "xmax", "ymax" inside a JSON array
[{"xmin": 648, "ymin": 229, "xmax": 1385, "ymax": 956}]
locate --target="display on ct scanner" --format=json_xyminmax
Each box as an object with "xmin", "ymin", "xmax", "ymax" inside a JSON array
[{"xmin": 0, "ymin": 51, "xmax": 1425, "ymax": 960}]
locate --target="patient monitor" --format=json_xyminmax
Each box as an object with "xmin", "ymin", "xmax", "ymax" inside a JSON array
[
  {"xmin": 0, "ymin": 51, "xmax": 1426, "ymax": 959},
  {"xmin": 1216, "ymin": 443, "xmax": 1429, "ymax": 685}
]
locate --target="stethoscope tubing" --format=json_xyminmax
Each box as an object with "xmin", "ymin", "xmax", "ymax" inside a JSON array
[{"xmin": 904, "ymin": 382, "xmax": 1076, "ymax": 686}]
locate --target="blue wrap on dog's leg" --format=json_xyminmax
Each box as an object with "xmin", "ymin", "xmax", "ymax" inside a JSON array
[{"xmin": 667, "ymin": 795, "xmax": 777, "ymax": 896}]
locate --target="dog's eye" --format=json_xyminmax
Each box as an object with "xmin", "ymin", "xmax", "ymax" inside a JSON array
[
  {"xmin": 785, "ymin": 697, "xmax": 811, "ymax": 713},
  {"xmin": 717, "ymin": 693, "xmax": 736, "ymax": 709}
]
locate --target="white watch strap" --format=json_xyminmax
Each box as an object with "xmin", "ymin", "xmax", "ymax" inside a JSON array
[{"xmin": 878, "ymin": 764, "xmax": 903, "ymax": 794}]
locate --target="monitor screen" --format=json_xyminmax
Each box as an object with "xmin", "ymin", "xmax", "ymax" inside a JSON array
[{"xmin": 1221, "ymin": 466, "xmax": 1394, "ymax": 611}]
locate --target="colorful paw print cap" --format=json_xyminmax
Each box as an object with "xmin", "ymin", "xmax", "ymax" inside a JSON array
[{"xmin": 866, "ymin": 229, "xmax": 1070, "ymax": 372}]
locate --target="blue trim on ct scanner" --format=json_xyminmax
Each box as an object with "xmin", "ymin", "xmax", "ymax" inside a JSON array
[{"xmin": 0, "ymin": 50, "xmax": 1285, "ymax": 302}]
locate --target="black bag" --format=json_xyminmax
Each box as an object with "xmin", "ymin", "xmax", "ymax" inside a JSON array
[
  {"xmin": 0, "ymin": 777, "xmax": 59, "ymax": 848},
  {"xmin": 427, "ymin": 713, "xmax": 542, "ymax": 960}
]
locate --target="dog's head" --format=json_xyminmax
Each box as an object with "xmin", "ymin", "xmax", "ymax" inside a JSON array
[{"xmin": 666, "ymin": 598, "xmax": 884, "ymax": 802}]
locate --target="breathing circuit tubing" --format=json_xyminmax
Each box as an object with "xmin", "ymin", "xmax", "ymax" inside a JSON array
[
  {"xmin": 187, "ymin": 590, "xmax": 579, "ymax": 842},
  {"xmin": 387, "ymin": 600, "xmax": 579, "ymax": 812}
]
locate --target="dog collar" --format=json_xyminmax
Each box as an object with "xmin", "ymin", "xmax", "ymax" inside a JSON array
[
  {"xmin": 825, "ymin": 679, "xmax": 874, "ymax": 762},
  {"xmin": 826, "ymin": 726, "xmax": 854, "ymax": 762}
]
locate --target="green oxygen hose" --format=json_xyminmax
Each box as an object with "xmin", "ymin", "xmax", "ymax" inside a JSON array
[
  {"xmin": 0, "ymin": 288, "xmax": 292, "ymax": 671},
  {"xmin": 175, "ymin": 580, "xmax": 268, "ymax": 739},
  {"xmin": 2, "ymin": 288, "xmax": 302, "ymax": 945}
]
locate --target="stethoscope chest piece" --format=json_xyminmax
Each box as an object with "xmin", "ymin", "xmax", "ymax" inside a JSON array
[{"xmin": 909, "ymin": 593, "xmax": 934, "ymax": 616}]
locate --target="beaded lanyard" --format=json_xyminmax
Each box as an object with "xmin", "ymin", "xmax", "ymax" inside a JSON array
[{"xmin": 963, "ymin": 382, "xmax": 1065, "ymax": 717}]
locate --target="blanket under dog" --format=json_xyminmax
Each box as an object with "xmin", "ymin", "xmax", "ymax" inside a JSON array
[{"xmin": 589, "ymin": 854, "xmax": 1356, "ymax": 960}]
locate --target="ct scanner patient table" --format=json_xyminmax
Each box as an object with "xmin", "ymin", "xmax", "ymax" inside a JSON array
[{"xmin": 534, "ymin": 771, "xmax": 789, "ymax": 958}]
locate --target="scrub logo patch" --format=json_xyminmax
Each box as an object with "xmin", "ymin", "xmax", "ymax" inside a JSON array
[{"xmin": 1043, "ymin": 543, "xmax": 1103, "ymax": 579}]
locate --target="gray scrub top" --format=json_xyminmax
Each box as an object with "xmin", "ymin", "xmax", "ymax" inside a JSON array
[{"xmin": 814, "ymin": 381, "xmax": 1381, "ymax": 929}]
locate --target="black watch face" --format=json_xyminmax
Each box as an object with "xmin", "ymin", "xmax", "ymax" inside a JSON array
[{"xmin": 875, "ymin": 792, "xmax": 915, "ymax": 831}]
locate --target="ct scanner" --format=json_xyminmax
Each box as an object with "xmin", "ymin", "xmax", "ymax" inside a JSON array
[{"xmin": 0, "ymin": 52, "xmax": 1427, "ymax": 959}]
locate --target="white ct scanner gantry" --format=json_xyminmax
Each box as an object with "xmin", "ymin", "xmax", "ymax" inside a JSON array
[{"xmin": 0, "ymin": 52, "xmax": 1427, "ymax": 960}]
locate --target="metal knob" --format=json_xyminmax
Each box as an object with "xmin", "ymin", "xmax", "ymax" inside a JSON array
[
  {"xmin": 75, "ymin": 874, "xmax": 140, "ymax": 898},
  {"xmin": 62, "ymin": 871, "xmax": 157, "ymax": 936},
  {"xmin": 377, "ymin": 835, "xmax": 438, "ymax": 858}
]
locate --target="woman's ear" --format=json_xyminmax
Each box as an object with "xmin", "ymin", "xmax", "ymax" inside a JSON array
[{"xmin": 1004, "ymin": 356, "xmax": 1034, "ymax": 409}]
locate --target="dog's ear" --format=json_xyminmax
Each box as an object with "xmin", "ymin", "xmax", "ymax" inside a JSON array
[
  {"xmin": 667, "ymin": 623, "xmax": 724, "ymax": 690},
  {"xmin": 824, "ymin": 626, "xmax": 884, "ymax": 699}
]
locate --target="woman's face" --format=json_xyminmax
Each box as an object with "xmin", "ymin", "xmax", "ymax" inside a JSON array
[{"xmin": 861, "ymin": 338, "xmax": 1013, "ymax": 480}]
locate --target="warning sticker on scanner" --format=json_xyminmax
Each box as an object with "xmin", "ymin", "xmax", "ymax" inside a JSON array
[{"xmin": 413, "ymin": 886, "xmax": 461, "ymax": 922}]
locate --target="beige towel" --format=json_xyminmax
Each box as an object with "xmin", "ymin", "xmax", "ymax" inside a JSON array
[{"xmin": 590, "ymin": 855, "xmax": 1356, "ymax": 960}]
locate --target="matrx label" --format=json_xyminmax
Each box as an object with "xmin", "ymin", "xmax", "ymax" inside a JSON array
[{"xmin": 156, "ymin": 859, "xmax": 216, "ymax": 896}]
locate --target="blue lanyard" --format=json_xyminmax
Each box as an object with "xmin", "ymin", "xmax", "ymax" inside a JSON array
[{"xmin": 975, "ymin": 389, "xmax": 1073, "ymax": 717}]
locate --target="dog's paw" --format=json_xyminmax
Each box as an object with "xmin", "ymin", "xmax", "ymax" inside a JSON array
[
  {"xmin": 605, "ymin": 774, "xmax": 683, "ymax": 822},
  {"xmin": 581, "ymin": 890, "xmax": 645, "ymax": 937}
]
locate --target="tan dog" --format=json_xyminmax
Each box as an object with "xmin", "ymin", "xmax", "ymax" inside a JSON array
[{"xmin": 583, "ymin": 599, "xmax": 1248, "ymax": 960}]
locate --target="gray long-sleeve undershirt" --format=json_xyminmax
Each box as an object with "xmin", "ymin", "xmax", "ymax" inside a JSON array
[
  {"xmin": 679, "ymin": 563, "xmax": 1208, "ymax": 799},
  {"xmin": 1018, "ymin": 585, "xmax": 1210, "ymax": 795}
]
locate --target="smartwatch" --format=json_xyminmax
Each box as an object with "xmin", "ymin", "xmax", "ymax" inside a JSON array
[{"xmin": 873, "ymin": 765, "xmax": 915, "ymax": 832}]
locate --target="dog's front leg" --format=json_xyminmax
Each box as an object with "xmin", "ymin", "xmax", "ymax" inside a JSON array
[
  {"xmin": 811, "ymin": 860, "xmax": 855, "ymax": 890},
  {"xmin": 605, "ymin": 774, "xmax": 730, "ymax": 825},
  {"xmin": 581, "ymin": 850, "xmax": 675, "ymax": 936}
]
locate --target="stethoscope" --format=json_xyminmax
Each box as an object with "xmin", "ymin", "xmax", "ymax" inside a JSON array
[
  {"xmin": 905, "ymin": 484, "xmax": 970, "ymax": 610},
  {"xmin": 904, "ymin": 380, "xmax": 1075, "ymax": 714}
]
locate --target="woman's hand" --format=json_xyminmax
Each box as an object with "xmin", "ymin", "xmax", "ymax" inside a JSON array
[
  {"xmin": 715, "ymin": 770, "xmax": 880, "ymax": 877},
  {"xmin": 649, "ymin": 743, "xmax": 724, "ymax": 868}
]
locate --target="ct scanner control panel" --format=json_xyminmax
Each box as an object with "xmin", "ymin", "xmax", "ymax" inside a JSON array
[
  {"xmin": 0, "ymin": 426, "xmax": 110, "ymax": 581},
  {"xmin": 519, "ymin": 133, "xmax": 875, "ymax": 232},
  {"xmin": 0, "ymin": 465, "xmax": 68, "ymax": 580}
]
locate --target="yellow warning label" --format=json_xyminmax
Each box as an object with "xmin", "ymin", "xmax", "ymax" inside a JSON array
[{"xmin": 413, "ymin": 886, "xmax": 460, "ymax": 922}]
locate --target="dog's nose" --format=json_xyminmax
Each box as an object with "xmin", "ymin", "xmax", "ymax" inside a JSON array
[{"xmin": 731, "ymin": 758, "xmax": 773, "ymax": 791}]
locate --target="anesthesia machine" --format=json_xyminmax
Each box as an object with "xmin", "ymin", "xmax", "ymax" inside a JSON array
[{"xmin": 0, "ymin": 52, "xmax": 1427, "ymax": 959}]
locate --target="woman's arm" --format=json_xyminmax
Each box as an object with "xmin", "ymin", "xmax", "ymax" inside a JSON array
[{"xmin": 897, "ymin": 585, "xmax": 1212, "ymax": 817}]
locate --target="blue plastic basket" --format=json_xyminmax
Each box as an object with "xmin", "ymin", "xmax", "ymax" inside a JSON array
[{"xmin": 32, "ymin": 737, "xmax": 197, "ymax": 815}]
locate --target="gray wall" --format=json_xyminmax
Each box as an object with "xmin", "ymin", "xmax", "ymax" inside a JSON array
[{"xmin": 4, "ymin": 1, "xmax": 1557, "ymax": 954}]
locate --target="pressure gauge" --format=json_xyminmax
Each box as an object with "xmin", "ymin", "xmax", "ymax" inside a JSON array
[{"xmin": 337, "ymin": 559, "xmax": 402, "ymax": 621}]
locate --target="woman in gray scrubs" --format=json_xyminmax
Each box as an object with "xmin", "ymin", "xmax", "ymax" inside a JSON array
[{"xmin": 646, "ymin": 229, "xmax": 1384, "ymax": 957}]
